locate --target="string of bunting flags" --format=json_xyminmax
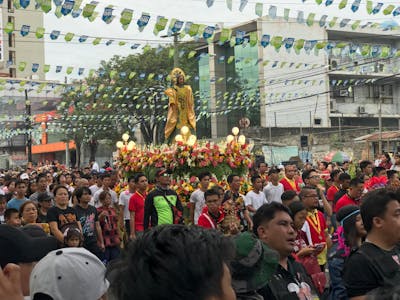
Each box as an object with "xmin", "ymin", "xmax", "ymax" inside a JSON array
[
  {"xmin": 7, "ymin": 0, "xmax": 400, "ymax": 30},
  {"xmin": 4, "ymin": 0, "xmax": 400, "ymax": 43},
  {"xmin": 0, "ymin": 73, "xmax": 382, "ymax": 140}
]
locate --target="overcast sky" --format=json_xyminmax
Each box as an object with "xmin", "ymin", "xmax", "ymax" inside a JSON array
[{"xmin": 43, "ymin": 0, "xmax": 395, "ymax": 81}]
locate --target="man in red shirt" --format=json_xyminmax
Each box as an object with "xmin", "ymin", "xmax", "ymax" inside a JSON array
[
  {"xmin": 198, "ymin": 188, "xmax": 225, "ymax": 230},
  {"xmin": 335, "ymin": 178, "xmax": 363, "ymax": 214},
  {"xmin": 128, "ymin": 173, "xmax": 148, "ymax": 240},
  {"xmin": 279, "ymin": 164, "xmax": 300, "ymax": 192},
  {"xmin": 326, "ymin": 170, "xmax": 342, "ymax": 204},
  {"xmin": 300, "ymin": 186, "xmax": 331, "ymax": 267}
]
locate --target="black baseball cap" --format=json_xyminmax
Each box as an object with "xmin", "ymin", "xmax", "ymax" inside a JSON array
[{"xmin": 0, "ymin": 225, "xmax": 58, "ymax": 268}]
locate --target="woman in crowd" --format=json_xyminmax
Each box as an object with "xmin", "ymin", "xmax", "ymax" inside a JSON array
[
  {"xmin": 47, "ymin": 185, "xmax": 81, "ymax": 244},
  {"xmin": 19, "ymin": 201, "xmax": 38, "ymax": 225},
  {"xmin": 328, "ymin": 205, "xmax": 366, "ymax": 300},
  {"xmin": 19, "ymin": 200, "xmax": 50, "ymax": 234},
  {"xmin": 97, "ymin": 190, "xmax": 120, "ymax": 263}
]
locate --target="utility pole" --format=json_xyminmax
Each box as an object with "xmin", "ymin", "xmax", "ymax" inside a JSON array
[
  {"xmin": 378, "ymin": 92, "xmax": 383, "ymax": 154},
  {"xmin": 25, "ymin": 89, "xmax": 32, "ymax": 163},
  {"xmin": 173, "ymin": 33, "xmax": 179, "ymax": 67},
  {"xmin": 161, "ymin": 32, "xmax": 180, "ymax": 67}
]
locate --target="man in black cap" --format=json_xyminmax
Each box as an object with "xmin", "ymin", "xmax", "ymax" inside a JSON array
[
  {"xmin": 0, "ymin": 224, "xmax": 58, "ymax": 297},
  {"xmin": 143, "ymin": 168, "xmax": 183, "ymax": 229}
]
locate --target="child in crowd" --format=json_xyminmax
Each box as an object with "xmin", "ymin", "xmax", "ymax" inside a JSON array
[
  {"xmin": 0, "ymin": 195, "xmax": 6, "ymax": 224},
  {"xmin": 4, "ymin": 208, "xmax": 21, "ymax": 227},
  {"xmin": 63, "ymin": 227, "xmax": 84, "ymax": 247},
  {"xmin": 97, "ymin": 191, "xmax": 120, "ymax": 263}
]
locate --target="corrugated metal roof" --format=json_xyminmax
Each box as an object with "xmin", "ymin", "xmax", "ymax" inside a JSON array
[{"xmin": 354, "ymin": 131, "xmax": 400, "ymax": 142}]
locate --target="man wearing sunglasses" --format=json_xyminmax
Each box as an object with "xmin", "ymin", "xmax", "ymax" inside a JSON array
[{"xmin": 143, "ymin": 169, "xmax": 183, "ymax": 230}]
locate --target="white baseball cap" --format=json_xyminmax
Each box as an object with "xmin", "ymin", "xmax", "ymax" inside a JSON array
[
  {"xmin": 30, "ymin": 247, "xmax": 109, "ymax": 300},
  {"xmin": 20, "ymin": 173, "xmax": 29, "ymax": 180}
]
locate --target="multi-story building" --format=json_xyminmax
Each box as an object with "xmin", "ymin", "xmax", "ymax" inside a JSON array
[
  {"xmin": 0, "ymin": 0, "xmax": 45, "ymax": 79},
  {"xmin": 198, "ymin": 16, "xmax": 400, "ymax": 146}
]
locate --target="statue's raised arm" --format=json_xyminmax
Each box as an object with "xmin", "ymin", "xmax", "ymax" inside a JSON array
[{"xmin": 164, "ymin": 68, "xmax": 196, "ymax": 142}]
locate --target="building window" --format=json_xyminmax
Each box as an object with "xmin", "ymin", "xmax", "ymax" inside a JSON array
[
  {"xmin": 8, "ymin": 16, "xmax": 15, "ymax": 23},
  {"xmin": 314, "ymin": 118, "xmax": 322, "ymax": 125},
  {"xmin": 8, "ymin": 51, "xmax": 15, "ymax": 64},
  {"xmin": 9, "ymin": 68, "xmax": 16, "ymax": 77},
  {"xmin": 8, "ymin": 33, "xmax": 15, "ymax": 48},
  {"xmin": 7, "ymin": 0, "xmax": 13, "ymax": 11},
  {"xmin": 368, "ymin": 84, "xmax": 393, "ymax": 103}
]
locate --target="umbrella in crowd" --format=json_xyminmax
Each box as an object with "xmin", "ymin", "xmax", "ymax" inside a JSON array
[{"xmin": 323, "ymin": 151, "xmax": 350, "ymax": 163}]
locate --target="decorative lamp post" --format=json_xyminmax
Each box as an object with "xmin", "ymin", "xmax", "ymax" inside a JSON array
[
  {"xmin": 116, "ymin": 133, "xmax": 136, "ymax": 150},
  {"xmin": 175, "ymin": 125, "xmax": 197, "ymax": 146},
  {"xmin": 227, "ymin": 127, "xmax": 245, "ymax": 144}
]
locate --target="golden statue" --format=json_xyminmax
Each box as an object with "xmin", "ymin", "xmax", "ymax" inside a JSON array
[{"xmin": 164, "ymin": 68, "xmax": 196, "ymax": 141}]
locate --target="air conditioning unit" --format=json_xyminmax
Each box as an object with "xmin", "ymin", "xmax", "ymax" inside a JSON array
[
  {"xmin": 339, "ymin": 89, "xmax": 349, "ymax": 97},
  {"xmin": 358, "ymin": 106, "xmax": 366, "ymax": 114}
]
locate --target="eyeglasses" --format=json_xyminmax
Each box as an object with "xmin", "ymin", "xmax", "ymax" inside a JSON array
[
  {"xmin": 309, "ymin": 176, "xmax": 320, "ymax": 179},
  {"xmin": 303, "ymin": 194, "xmax": 318, "ymax": 198}
]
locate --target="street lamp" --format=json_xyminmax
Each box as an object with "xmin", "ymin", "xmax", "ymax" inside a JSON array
[
  {"xmin": 175, "ymin": 125, "xmax": 197, "ymax": 146},
  {"xmin": 116, "ymin": 133, "xmax": 136, "ymax": 150},
  {"xmin": 227, "ymin": 127, "xmax": 246, "ymax": 145}
]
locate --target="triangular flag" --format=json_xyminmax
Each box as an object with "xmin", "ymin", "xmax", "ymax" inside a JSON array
[
  {"xmin": 206, "ymin": 0, "xmax": 214, "ymax": 7},
  {"xmin": 64, "ymin": 32, "xmax": 74, "ymax": 42},
  {"xmin": 306, "ymin": 13, "xmax": 315, "ymax": 26},
  {"xmin": 284, "ymin": 8, "xmax": 290, "ymax": 21},
  {"xmin": 351, "ymin": 20, "xmax": 361, "ymax": 30},
  {"xmin": 255, "ymin": 3, "xmax": 263, "ymax": 17},
  {"xmin": 20, "ymin": 0, "xmax": 30, "ymax": 9},
  {"xmin": 351, "ymin": 0, "xmax": 360, "ymax": 12},
  {"xmin": 154, "ymin": 16, "xmax": 168, "ymax": 34},
  {"xmin": 102, "ymin": 6, "xmax": 114, "ymax": 23},
  {"xmin": 120, "ymin": 8, "xmax": 133, "ymax": 29},
  {"xmin": 137, "ymin": 12, "xmax": 150, "ymax": 31},
  {"xmin": 61, "ymin": 0, "xmax": 74, "ymax": 15},
  {"xmin": 226, "ymin": 0, "xmax": 232, "ymax": 10},
  {"xmin": 366, "ymin": 0, "xmax": 373, "ymax": 14},
  {"xmin": 249, "ymin": 32, "xmax": 257, "ymax": 46},
  {"xmin": 239, "ymin": 0, "xmax": 247, "ymax": 12},
  {"xmin": 50, "ymin": 30, "xmax": 60, "ymax": 40},
  {"xmin": 383, "ymin": 4, "xmax": 395, "ymax": 15},
  {"xmin": 40, "ymin": 0, "xmax": 51, "ymax": 13},
  {"xmin": 329, "ymin": 17, "xmax": 338, "ymax": 27},
  {"xmin": 35, "ymin": 27, "xmax": 45, "ymax": 38},
  {"xmin": 20, "ymin": 25, "xmax": 30, "ymax": 36},
  {"xmin": 43, "ymin": 64, "xmax": 50, "ymax": 73},
  {"xmin": 219, "ymin": 28, "xmax": 231, "ymax": 43},
  {"xmin": 92, "ymin": 37, "xmax": 101, "ymax": 45},
  {"xmin": 338, "ymin": 0, "xmax": 347, "ymax": 9},
  {"xmin": 66, "ymin": 66, "xmax": 73, "ymax": 74},
  {"xmin": 4, "ymin": 22, "xmax": 14, "ymax": 34},
  {"xmin": 82, "ymin": 1, "xmax": 98, "ymax": 18},
  {"xmin": 188, "ymin": 23, "xmax": 199, "ymax": 37},
  {"xmin": 18, "ymin": 62, "xmax": 26, "ymax": 71}
]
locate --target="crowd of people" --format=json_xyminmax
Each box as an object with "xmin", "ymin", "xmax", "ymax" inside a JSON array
[{"xmin": 0, "ymin": 153, "xmax": 400, "ymax": 300}]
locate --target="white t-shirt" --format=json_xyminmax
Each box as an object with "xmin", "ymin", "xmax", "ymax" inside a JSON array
[
  {"xmin": 263, "ymin": 182, "xmax": 284, "ymax": 204},
  {"xmin": 189, "ymin": 189, "xmax": 205, "ymax": 225},
  {"xmin": 93, "ymin": 188, "xmax": 118, "ymax": 208},
  {"xmin": 245, "ymin": 190, "xmax": 267, "ymax": 211},
  {"xmin": 89, "ymin": 184, "xmax": 101, "ymax": 196},
  {"xmin": 119, "ymin": 190, "xmax": 133, "ymax": 221}
]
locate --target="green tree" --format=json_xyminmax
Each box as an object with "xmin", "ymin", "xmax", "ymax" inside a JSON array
[{"xmin": 56, "ymin": 44, "xmax": 200, "ymax": 164}]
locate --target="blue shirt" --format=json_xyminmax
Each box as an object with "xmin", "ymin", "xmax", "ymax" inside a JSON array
[{"xmin": 6, "ymin": 198, "xmax": 28, "ymax": 210}]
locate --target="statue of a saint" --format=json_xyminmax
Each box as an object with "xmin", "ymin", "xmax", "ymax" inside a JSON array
[{"xmin": 164, "ymin": 68, "xmax": 196, "ymax": 141}]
